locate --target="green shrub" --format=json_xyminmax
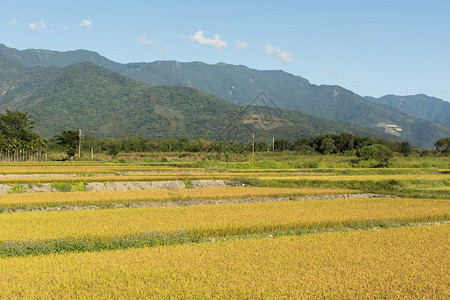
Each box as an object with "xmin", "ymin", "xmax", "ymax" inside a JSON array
[
  {"xmin": 51, "ymin": 182, "xmax": 74, "ymax": 193},
  {"xmin": 356, "ymin": 144, "xmax": 393, "ymax": 167},
  {"xmin": 8, "ymin": 184, "xmax": 26, "ymax": 194}
]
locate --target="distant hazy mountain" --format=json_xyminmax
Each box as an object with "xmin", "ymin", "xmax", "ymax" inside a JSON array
[
  {"xmin": 1, "ymin": 43, "xmax": 448, "ymax": 147},
  {"xmin": 366, "ymin": 94, "xmax": 450, "ymax": 123}
]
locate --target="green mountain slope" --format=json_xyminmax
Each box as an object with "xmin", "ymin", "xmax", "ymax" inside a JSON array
[
  {"xmin": 366, "ymin": 94, "xmax": 450, "ymax": 123},
  {"xmin": 0, "ymin": 58, "xmax": 403, "ymax": 144},
  {"xmin": 1, "ymin": 44, "xmax": 447, "ymax": 147},
  {"xmin": 116, "ymin": 61, "xmax": 450, "ymax": 147}
]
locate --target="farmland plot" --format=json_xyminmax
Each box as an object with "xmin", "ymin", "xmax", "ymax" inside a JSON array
[
  {"xmin": 0, "ymin": 160, "xmax": 448, "ymax": 298},
  {"xmin": 0, "ymin": 225, "xmax": 447, "ymax": 298}
]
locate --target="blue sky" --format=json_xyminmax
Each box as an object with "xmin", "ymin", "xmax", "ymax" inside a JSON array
[{"xmin": 2, "ymin": 0, "xmax": 449, "ymax": 101}]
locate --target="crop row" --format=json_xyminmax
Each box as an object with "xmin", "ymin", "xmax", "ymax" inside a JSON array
[
  {"xmin": 0, "ymin": 172, "xmax": 309, "ymax": 183},
  {"xmin": 0, "ymin": 225, "xmax": 447, "ymax": 298},
  {"xmin": 1, "ymin": 172, "xmax": 448, "ymax": 185},
  {"xmin": 0, "ymin": 187, "xmax": 359, "ymax": 209},
  {"xmin": 0, "ymin": 197, "xmax": 447, "ymax": 243},
  {"xmin": 258, "ymin": 174, "xmax": 450, "ymax": 181},
  {"xmin": 0, "ymin": 174, "xmax": 235, "ymax": 184},
  {"xmin": 0, "ymin": 165, "xmax": 200, "ymax": 175}
]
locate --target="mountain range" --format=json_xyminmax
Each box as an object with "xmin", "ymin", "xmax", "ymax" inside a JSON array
[
  {"xmin": 365, "ymin": 94, "xmax": 450, "ymax": 123},
  {"xmin": 0, "ymin": 43, "xmax": 448, "ymax": 148}
]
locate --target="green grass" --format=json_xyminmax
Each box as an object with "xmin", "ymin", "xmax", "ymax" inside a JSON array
[
  {"xmin": 8, "ymin": 184, "xmax": 26, "ymax": 194},
  {"xmin": 240, "ymin": 177, "xmax": 449, "ymax": 199},
  {"xmin": 50, "ymin": 182, "xmax": 86, "ymax": 192}
]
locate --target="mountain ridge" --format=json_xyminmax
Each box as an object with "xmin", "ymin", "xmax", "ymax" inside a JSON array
[
  {"xmin": 365, "ymin": 94, "xmax": 450, "ymax": 123},
  {"xmin": 0, "ymin": 43, "xmax": 448, "ymax": 147},
  {"xmin": 0, "ymin": 58, "xmax": 404, "ymax": 144}
]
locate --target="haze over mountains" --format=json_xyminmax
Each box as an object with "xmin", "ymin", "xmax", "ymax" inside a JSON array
[{"xmin": 0, "ymin": 44, "xmax": 448, "ymax": 148}]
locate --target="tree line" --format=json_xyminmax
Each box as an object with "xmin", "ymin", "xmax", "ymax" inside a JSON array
[
  {"xmin": 0, "ymin": 111, "xmax": 448, "ymax": 162},
  {"xmin": 51, "ymin": 131, "xmax": 448, "ymax": 158}
]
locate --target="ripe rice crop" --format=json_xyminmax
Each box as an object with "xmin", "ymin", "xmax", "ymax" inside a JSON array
[
  {"xmin": 0, "ymin": 225, "xmax": 447, "ymax": 298},
  {"xmin": 0, "ymin": 197, "xmax": 447, "ymax": 242},
  {"xmin": 0, "ymin": 174, "xmax": 227, "ymax": 184},
  {"xmin": 0, "ymin": 165, "xmax": 198, "ymax": 175},
  {"xmin": 0, "ymin": 172, "xmax": 281, "ymax": 184},
  {"xmin": 259, "ymin": 174, "xmax": 449, "ymax": 181},
  {"xmin": 0, "ymin": 187, "xmax": 359, "ymax": 209}
]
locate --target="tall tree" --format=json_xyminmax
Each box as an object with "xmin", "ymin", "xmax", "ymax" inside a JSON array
[
  {"xmin": 0, "ymin": 110, "xmax": 40, "ymax": 144},
  {"xmin": 53, "ymin": 129, "xmax": 80, "ymax": 157},
  {"xmin": 434, "ymin": 138, "xmax": 450, "ymax": 154}
]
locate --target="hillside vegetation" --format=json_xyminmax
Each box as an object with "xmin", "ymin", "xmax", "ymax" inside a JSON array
[
  {"xmin": 1, "ymin": 44, "xmax": 449, "ymax": 147},
  {"xmin": 0, "ymin": 58, "xmax": 403, "ymax": 143},
  {"xmin": 366, "ymin": 94, "xmax": 450, "ymax": 123}
]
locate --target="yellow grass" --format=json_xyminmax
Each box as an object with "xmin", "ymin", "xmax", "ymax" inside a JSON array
[
  {"xmin": 0, "ymin": 187, "xmax": 360, "ymax": 208},
  {"xmin": 0, "ymin": 165, "xmax": 199, "ymax": 175},
  {"xmin": 0, "ymin": 197, "xmax": 447, "ymax": 242},
  {"xmin": 0, "ymin": 172, "xmax": 303, "ymax": 183},
  {"xmin": 259, "ymin": 174, "xmax": 450, "ymax": 181},
  {"xmin": 0, "ymin": 225, "xmax": 447, "ymax": 298},
  {"xmin": 0, "ymin": 174, "xmax": 233, "ymax": 183}
]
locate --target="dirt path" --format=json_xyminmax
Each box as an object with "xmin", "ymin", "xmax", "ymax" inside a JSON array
[{"xmin": 0, "ymin": 180, "xmax": 236, "ymax": 194}]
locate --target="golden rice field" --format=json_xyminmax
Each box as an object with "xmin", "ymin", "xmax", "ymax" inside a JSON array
[
  {"xmin": 0, "ymin": 172, "xmax": 297, "ymax": 184},
  {"xmin": 0, "ymin": 160, "xmax": 448, "ymax": 298},
  {"xmin": 0, "ymin": 197, "xmax": 447, "ymax": 242},
  {"xmin": 0, "ymin": 165, "xmax": 185, "ymax": 174},
  {"xmin": 258, "ymin": 174, "xmax": 450, "ymax": 181},
  {"xmin": 0, "ymin": 174, "xmax": 233, "ymax": 184},
  {"xmin": 0, "ymin": 225, "xmax": 447, "ymax": 298},
  {"xmin": 1, "ymin": 171, "xmax": 447, "ymax": 185},
  {"xmin": 0, "ymin": 187, "xmax": 360, "ymax": 208},
  {"xmin": 0, "ymin": 164, "xmax": 322, "ymax": 175}
]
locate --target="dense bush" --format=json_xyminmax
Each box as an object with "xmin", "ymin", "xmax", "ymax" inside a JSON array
[{"xmin": 356, "ymin": 144, "xmax": 393, "ymax": 167}]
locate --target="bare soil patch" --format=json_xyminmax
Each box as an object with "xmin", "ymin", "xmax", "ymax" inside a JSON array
[{"xmin": 0, "ymin": 180, "xmax": 236, "ymax": 194}]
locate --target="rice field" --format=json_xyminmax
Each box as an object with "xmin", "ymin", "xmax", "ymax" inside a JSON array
[
  {"xmin": 0, "ymin": 197, "xmax": 447, "ymax": 242},
  {"xmin": 0, "ymin": 225, "xmax": 447, "ymax": 298},
  {"xmin": 0, "ymin": 159, "xmax": 448, "ymax": 298},
  {"xmin": 258, "ymin": 174, "xmax": 450, "ymax": 181},
  {"xmin": 0, "ymin": 187, "xmax": 360, "ymax": 209}
]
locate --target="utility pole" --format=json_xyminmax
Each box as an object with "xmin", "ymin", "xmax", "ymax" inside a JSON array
[
  {"xmin": 252, "ymin": 133, "xmax": 255, "ymax": 157},
  {"xmin": 272, "ymin": 137, "xmax": 275, "ymax": 151},
  {"xmin": 78, "ymin": 129, "xmax": 82, "ymax": 158}
]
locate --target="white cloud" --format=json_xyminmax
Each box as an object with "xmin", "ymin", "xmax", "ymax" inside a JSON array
[
  {"xmin": 137, "ymin": 35, "xmax": 156, "ymax": 45},
  {"xmin": 79, "ymin": 19, "xmax": 92, "ymax": 29},
  {"xmin": 63, "ymin": 26, "xmax": 69, "ymax": 30},
  {"xmin": 235, "ymin": 40, "xmax": 249, "ymax": 50},
  {"xmin": 164, "ymin": 46, "xmax": 170, "ymax": 53},
  {"xmin": 190, "ymin": 30, "xmax": 228, "ymax": 50},
  {"xmin": 8, "ymin": 19, "xmax": 18, "ymax": 25},
  {"xmin": 28, "ymin": 21, "xmax": 46, "ymax": 30},
  {"xmin": 264, "ymin": 44, "xmax": 293, "ymax": 64}
]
